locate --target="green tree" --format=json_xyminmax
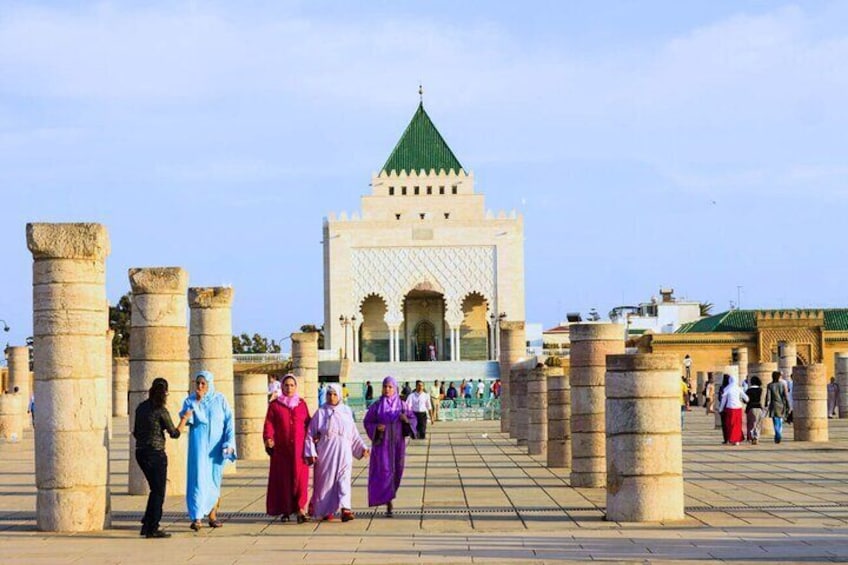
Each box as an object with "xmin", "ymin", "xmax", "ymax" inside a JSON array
[
  {"xmin": 232, "ymin": 332, "xmax": 282, "ymax": 353},
  {"xmin": 109, "ymin": 293, "xmax": 132, "ymax": 357},
  {"xmin": 699, "ymin": 302, "xmax": 714, "ymax": 316}
]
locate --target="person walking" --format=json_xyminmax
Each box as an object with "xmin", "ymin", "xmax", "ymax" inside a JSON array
[
  {"xmin": 718, "ymin": 374, "xmax": 748, "ymax": 446},
  {"xmin": 365, "ymin": 381, "xmax": 374, "ymax": 408},
  {"xmin": 429, "ymin": 380, "xmax": 442, "ymax": 423},
  {"xmin": 764, "ymin": 370, "xmax": 790, "ymax": 444},
  {"xmin": 704, "ymin": 374, "xmax": 715, "ymax": 414},
  {"xmin": 363, "ymin": 376, "xmax": 416, "ymax": 517},
  {"xmin": 680, "ymin": 376, "xmax": 689, "ymax": 429},
  {"xmin": 717, "ymin": 374, "xmax": 731, "ymax": 442},
  {"xmin": 133, "ymin": 377, "xmax": 182, "ymax": 538},
  {"xmin": 827, "ymin": 377, "xmax": 840, "ymax": 418},
  {"xmin": 407, "ymin": 380, "xmax": 432, "ymax": 439},
  {"xmin": 179, "ymin": 371, "xmax": 237, "ymax": 531},
  {"xmin": 745, "ymin": 376, "xmax": 765, "ymax": 444},
  {"xmin": 305, "ymin": 383, "xmax": 369, "ymax": 522},
  {"xmin": 267, "ymin": 374, "xmax": 282, "ymax": 402},
  {"xmin": 446, "ymin": 382, "xmax": 458, "ymax": 407},
  {"xmin": 263, "ymin": 374, "xmax": 311, "ymax": 523},
  {"xmin": 318, "ymin": 382, "xmax": 327, "ymax": 408}
]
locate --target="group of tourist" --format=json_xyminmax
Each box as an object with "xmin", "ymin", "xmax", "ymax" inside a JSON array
[
  {"xmin": 133, "ymin": 372, "xmax": 415, "ymax": 539},
  {"xmin": 703, "ymin": 371, "xmax": 792, "ymax": 445}
]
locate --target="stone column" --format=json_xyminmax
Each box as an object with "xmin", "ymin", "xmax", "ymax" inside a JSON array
[
  {"xmin": 7, "ymin": 346, "xmax": 30, "ymax": 401},
  {"xmin": 605, "ymin": 354, "xmax": 684, "ymax": 522},
  {"xmin": 27, "ymin": 222, "xmax": 111, "ymax": 531},
  {"xmin": 792, "ymin": 364, "xmax": 828, "ymax": 442},
  {"xmin": 748, "ymin": 362, "xmax": 778, "ymax": 437},
  {"xmin": 498, "ymin": 321, "xmax": 525, "ymax": 435},
  {"xmin": 547, "ymin": 368, "xmax": 571, "ymax": 469},
  {"xmin": 778, "ymin": 341, "xmax": 797, "ymax": 380},
  {"xmin": 292, "ymin": 332, "xmax": 319, "ymax": 411},
  {"xmin": 509, "ymin": 365, "xmax": 529, "ymax": 443},
  {"xmin": 695, "ymin": 371, "xmax": 706, "ymax": 407},
  {"xmin": 128, "ymin": 267, "xmax": 189, "ymax": 496},
  {"xmin": 733, "ymin": 348, "xmax": 749, "ymax": 382},
  {"xmin": 527, "ymin": 365, "xmax": 548, "ymax": 457},
  {"xmin": 0, "ymin": 392, "xmax": 24, "ymax": 441},
  {"xmin": 714, "ymin": 365, "xmax": 739, "ymax": 429},
  {"xmin": 105, "ymin": 328, "xmax": 114, "ymax": 439},
  {"xmin": 835, "ymin": 353, "xmax": 848, "ymax": 419},
  {"xmin": 235, "ymin": 373, "xmax": 268, "ymax": 460},
  {"xmin": 570, "ymin": 323, "xmax": 624, "ymax": 488},
  {"xmin": 188, "ymin": 287, "xmax": 235, "ymax": 403},
  {"xmin": 112, "ymin": 358, "xmax": 129, "ymax": 417}
]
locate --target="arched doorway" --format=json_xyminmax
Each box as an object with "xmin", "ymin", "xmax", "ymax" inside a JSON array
[
  {"xmin": 403, "ymin": 289, "xmax": 446, "ymax": 361},
  {"xmin": 413, "ymin": 320, "xmax": 436, "ymax": 361},
  {"xmin": 359, "ymin": 295, "xmax": 389, "ymax": 362}
]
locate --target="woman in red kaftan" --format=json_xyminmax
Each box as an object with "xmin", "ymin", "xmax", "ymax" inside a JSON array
[{"xmin": 263, "ymin": 374, "xmax": 311, "ymax": 523}]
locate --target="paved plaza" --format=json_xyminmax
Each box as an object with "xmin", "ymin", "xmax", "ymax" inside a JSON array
[{"xmin": 3, "ymin": 411, "xmax": 848, "ymax": 563}]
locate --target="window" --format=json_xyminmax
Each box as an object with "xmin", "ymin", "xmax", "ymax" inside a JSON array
[
  {"xmin": 451, "ymin": 185, "xmax": 458, "ymax": 194},
  {"xmin": 419, "ymin": 213, "xmax": 426, "ymax": 220},
  {"xmin": 414, "ymin": 186, "xmax": 420, "ymax": 195},
  {"xmin": 395, "ymin": 213, "xmax": 401, "ymax": 220},
  {"xmin": 444, "ymin": 213, "xmax": 450, "ymax": 219},
  {"xmin": 426, "ymin": 186, "xmax": 432, "ymax": 194},
  {"xmin": 389, "ymin": 187, "xmax": 395, "ymax": 196},
  {"xmin": 401, "ymin": 186, "xmax": 407, "ymax": 195},
  {"xmin": 439, "ymin": 186, "xmax": 445, "ymax": 194}
]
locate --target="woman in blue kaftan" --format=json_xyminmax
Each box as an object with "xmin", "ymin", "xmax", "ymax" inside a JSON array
[{"xmin": 179, "ymin": 370, "xmax": 236, "ymax": 530}]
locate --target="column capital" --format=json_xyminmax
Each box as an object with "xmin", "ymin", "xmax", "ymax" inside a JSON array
[
  {"xmin": 128, "ymin": 267, "xmax": 188, "ymax": 294},
  {"xmin": 188, "ymin": 287, "xmax": 234, "ymax": 309}
]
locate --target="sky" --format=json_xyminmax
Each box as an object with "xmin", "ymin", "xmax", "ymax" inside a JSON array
[{"xmin": 1, "ymin": 1, "xmax": 847, "ymax": 350}]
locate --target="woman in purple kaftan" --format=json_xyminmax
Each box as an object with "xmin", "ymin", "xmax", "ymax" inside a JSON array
[
  {"xmin": 305, "ymin": 384, "xmax": 369, "ymax": 521},
  {"xmin": 363, "ymin": 376, "xmax": 416, "ymax": 517}
]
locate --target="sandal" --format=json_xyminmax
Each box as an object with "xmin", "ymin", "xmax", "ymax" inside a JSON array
[
  {"xmin": 208, "ymin": 518, "xmax": 223, "ymax": 528},
  {"xmin": 190, "ymin": 520, "xmax": 202, "ymax": 531},
  {"xmin": 341, "ymin": 509, "xmax": 355, "ymax": 522},
  {"xmin": 296, "ymin": 512, "xmax": 310, "ymax": 524}
]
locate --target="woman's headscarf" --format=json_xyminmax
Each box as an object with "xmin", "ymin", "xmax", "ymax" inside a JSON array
[
  {"xmin": 374, "ymin": 376, "xmax": 402, "ymax": 423},
  {"xmin": 195, "ymin": 370, "xmax": 217, "ymax": 406},
  {"xmin": 277, "ymin": 373, "xmax": 301, "ymax": 409},
  {"xmin": 324, "ymin": 383, "xmax": 343, "ymax": 407}
]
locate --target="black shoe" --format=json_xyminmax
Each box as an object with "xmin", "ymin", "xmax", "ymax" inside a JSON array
[
  {"xmin": 146, "ymin": 529, "xmax": 171, "ymax": 538},
  {"xmin": 280, "ymin": 515, "xmax": 290, "ymax": 523},
  {"xmin": 296, "ymin": 513, "xmax": 310, "ymax": 524},
  {"xmin": 139, "ymin": 527, "xmax": 148, "ymax": 537}
]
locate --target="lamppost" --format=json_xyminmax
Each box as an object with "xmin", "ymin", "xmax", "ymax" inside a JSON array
[{"xmin": 339, "ymin": 315, "xmax": 356, "ymax": 360}]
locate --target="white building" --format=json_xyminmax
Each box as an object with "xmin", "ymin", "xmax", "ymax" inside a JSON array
[{"xmin": 610, "ymin": 288, "xmax": 702, "ymax": 335}]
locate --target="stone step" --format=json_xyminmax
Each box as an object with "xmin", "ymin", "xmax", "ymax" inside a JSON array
[{"xmin": 346, "ymin": 360, "xmax": 500, "ymax": 385}]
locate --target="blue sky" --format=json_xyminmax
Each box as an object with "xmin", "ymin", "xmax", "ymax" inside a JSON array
[{"xmin": 1, "ymin": 1, "xmax": 847, "ymax": 348}]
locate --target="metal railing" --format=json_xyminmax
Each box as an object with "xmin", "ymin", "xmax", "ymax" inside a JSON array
[{"xmin": 233, "ymin": 353, "xmax": 287, "ymax": 364}]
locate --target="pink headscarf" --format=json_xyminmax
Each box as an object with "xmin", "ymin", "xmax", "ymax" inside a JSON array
[{"xmin": 277, "ymin": 374, "xmax": 301, "ymax": 409}]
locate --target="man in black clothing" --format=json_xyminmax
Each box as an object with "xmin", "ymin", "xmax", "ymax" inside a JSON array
[
  {"xmin": 133, "ymin": 377, "xmax": 182, "ymax": 538},
  {"xmin": 365, "ymin": 381, "xmax": 374, "ymax": 407}
]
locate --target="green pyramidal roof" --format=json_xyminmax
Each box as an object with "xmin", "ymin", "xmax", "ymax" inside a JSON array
[{"xmin": 381, "ymin": 103, "xmax": 464, "ymax": 175}]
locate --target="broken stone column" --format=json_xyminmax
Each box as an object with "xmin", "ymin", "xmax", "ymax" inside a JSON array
[
  {"xmin": 112, "ymin": 358, "xmax": 129, "ymax": 417},
  {"xmin": 128, "ymin": 267, "xmax": 189, "ymax": 496},
  {"xmin": 499, "ymin": 321, "xmax": 526, "ymax": 435},
  {"xmin": 778, "ymin": 341, "xmax": 797, "ymax": 380},
  {"xmin": 732, "ymin": 347, "xmax": 749, "ymax": 383},
  {"xmin": 835, "ymin": 353, "xmax": 848, "ymax": 419},
  {"xmin": 695, "ymin": 371, "xmax": 706, "ymax": 407},
  {"xmin": 105, "ymin": 328, "xmax": 114, "ymax": 439},
  {"xmin": 792, "ymin": 364, "xmax": 828, "ymax": 442},
  {"xmin": 291, "ymin": 332, "xmax": 319, "ymax": 410},
  {"xmin": 547, "ymin": 368, "xmax": 571, "ymax": 469},
  {"xmin": 570, "ymin": 323, "xmax": 624, "ymax": 488},
  {"xmin": 527, "ymin": 365, "xmax": 548, "ymax": 457},
  {"xmin": 509, "ymin": 364, "xmax": 529, "ymax": 444},
  {"xmin": 0, "ymin": 392, "xmax": 24, "ymax": 441},
  {"xmin": 27, "ymin": 222, "xmax": 111, "ymax": 532},
  {"xmin": 748, "ymin": 362, "xmax": 778, "ymax": 437},
  {"xmin": 235, "ymin": 373, "xmax": 267, "ymax": 460},
  {"xmin": 7, "ymin": 346, "xmax": 30, "ymax": 401},
  {"xmin": 605, "ymin": 354, "xmax": 684, "ymax": 522}
]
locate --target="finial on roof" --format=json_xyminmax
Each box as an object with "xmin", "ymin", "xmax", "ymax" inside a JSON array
[{"xmin": 419, "ymin": 83, "xmax": 423, "ymax": 103}]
